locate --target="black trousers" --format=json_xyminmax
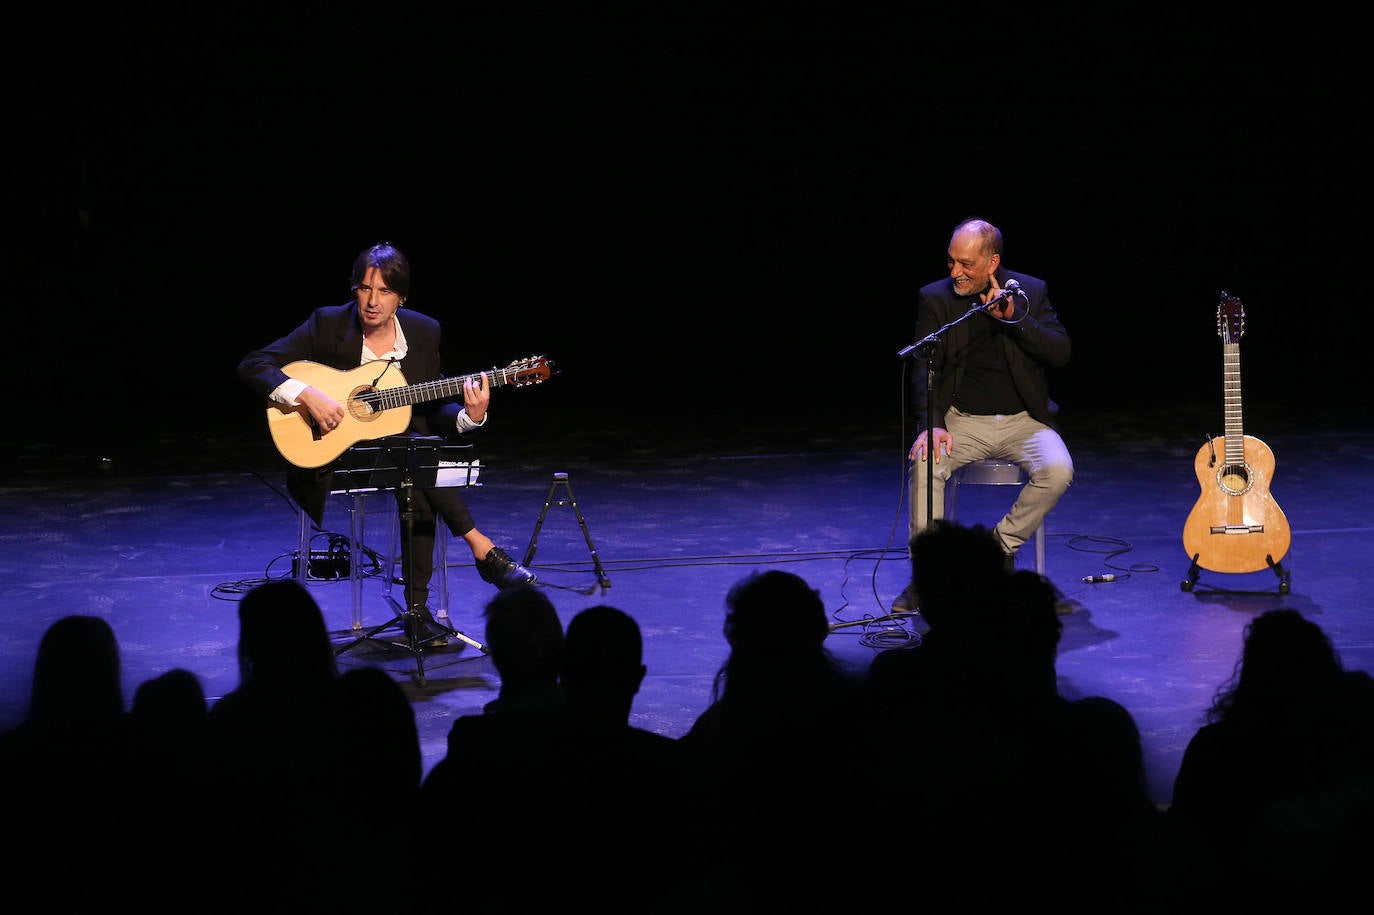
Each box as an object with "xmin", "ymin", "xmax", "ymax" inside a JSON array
[{"xmin": 395, "ymin": 484, "xmax": 475, "ymax": 610}]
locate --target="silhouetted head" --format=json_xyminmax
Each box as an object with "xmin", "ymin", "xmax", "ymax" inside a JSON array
[
  {"xmin": 562, "ymin": 604, "xmax": 647, "ymax": 699},
  {"xmin": 333, "ymin": 666, "xmax": 422, "ymax": 792},
  {"xmin": 483, "ymin": 583, "xmax": 564, "ymax": 685},
  {"xmin": 709, "ymin": 569, "xmax": 848, "ymax": 706},
  {"xmin": 996, "ymin": 569, "xmax": 1064, "ymax": 659},
  {"xmin": 28, "ymin": 615, "xmax": 124, "ymax": 727},
  {"xmin": 1206, "ymin": 607, "xmax": 1348, "ymax": 727},
  {"xmin": 236, "ymin": 579, "xmax": 337, "ymax": 689},
  {"xmin": 132, "ymin": 668, "xmax": 207, "ymax": 727},
  {"xmin": 722, "ymin": 569, "xmax": 829, "ymax": 656},
  {"xmin": 1072, "ymin": 694, "xmax": 1150, "ymax": 806},
  {"xmin": 909, "ymin": 520, "xmax": 1008, "ymax": 628},
  {"xmin": 1241, "ymin": 608, "xmax": 1340, "ymax": 680}
]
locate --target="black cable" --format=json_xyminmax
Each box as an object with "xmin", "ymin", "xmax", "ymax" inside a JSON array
[
  {"xmin": 211, "ymin": 579, "xmax": 274, "ymax": 600},
  {"xmin": 512, "ymin": 547, "xmax": 908, "ymax": 576},
  {"xmin": 846, "ymin": 360, "xmax": 920, "ymax": 637},
  {"xmin": 1060, "ymin": 533, "xmax": 1160, "ymax": 581}
]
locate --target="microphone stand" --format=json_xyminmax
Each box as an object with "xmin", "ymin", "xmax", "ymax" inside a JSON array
[
  {"xmin": 897, "ymin": 302, "xmax": 992, "ymax": 544},
  {"xmin": 848, "ymin": 295, "xmax": 1011, "ymax": 630}
]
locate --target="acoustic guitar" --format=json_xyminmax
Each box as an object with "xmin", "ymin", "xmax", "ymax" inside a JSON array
[
  {"xmin": 1181, "ymin": 293, "xmax": 1290, "ymax": 573},
  {"xmin": 265, "ymin": 355, "xmax": 553, "ymax": 468}
]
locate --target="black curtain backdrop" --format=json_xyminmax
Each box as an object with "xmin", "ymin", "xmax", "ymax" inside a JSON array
[{"xmin": 18, "ymin": 4, "xmax": 1344, "ymax": 467}]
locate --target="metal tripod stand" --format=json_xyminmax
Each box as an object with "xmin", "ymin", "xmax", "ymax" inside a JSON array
[{"xmin": 523, "ymin": 472, "xmax": 611, "ymax": 592}]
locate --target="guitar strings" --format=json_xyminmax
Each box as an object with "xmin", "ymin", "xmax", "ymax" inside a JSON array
[{"xmin": 355, "ymin": 358, "xmax": 550, "ymax": 413}]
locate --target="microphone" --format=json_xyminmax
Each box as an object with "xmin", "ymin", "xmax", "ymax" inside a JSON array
[
  {"xmin": 1082, "ymin": 574, "xmax": 1117, "ymax": 583},
  {"xmin": 983, "ymin": 279, "xmax": 1022, "ymax": 309}
]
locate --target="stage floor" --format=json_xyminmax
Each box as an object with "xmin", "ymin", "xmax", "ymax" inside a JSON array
[{"xmin": 3, "ymin": 410, "xmax": 1371, "ymax": 809}]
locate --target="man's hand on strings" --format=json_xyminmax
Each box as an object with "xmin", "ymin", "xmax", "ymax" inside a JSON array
[
  {"xmin": 300, "ymin": 387, "xmax": 345, "ymax": 433},
  {"xmin": 464, "ymin": 372, "xmax": 491, "ymax": 423}
]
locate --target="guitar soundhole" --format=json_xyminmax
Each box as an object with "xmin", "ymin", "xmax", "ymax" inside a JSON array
[
  {"xmin": 1218, "ymin": 462, "xmax": 1252, "ymax": 496},
  {"xmin": 347, "ymin": 386, "xmax": 379, "ymax": 422}
]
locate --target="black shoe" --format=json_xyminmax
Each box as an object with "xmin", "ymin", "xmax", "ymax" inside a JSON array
[
  {"xmin": 1002, "ymin": 552, "xmax": 1016, "ymax": 574},
  {"xmin": 475, "ymin": 546, "xmax": 537, "ymax": 587},
  {"xmin": 892, "ymin": 582, "xmax": 918, "ymax": 613},
  {"xmin": 407, "ymin": 606, "xmax": 451, "ymax": 646}
]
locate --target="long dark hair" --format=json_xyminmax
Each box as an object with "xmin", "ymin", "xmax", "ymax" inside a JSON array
[
  {"xmin": 349, "ymin": 242, "xmax": 411, "ymax": 301},
  {"xmin": 1206, "ymin": 607, "xmax": 1343, "ymax": 725}
]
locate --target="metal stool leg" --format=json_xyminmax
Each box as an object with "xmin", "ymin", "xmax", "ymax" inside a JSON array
[
  {"xmin": 296, "ymin": 507, "xmax": 311, "ymax": 587},
  {"xmin": 949, "ymin": 460, "xmax": 1047, "ymax": 577},
  {"xmin": 346, "ymin": 494, "xmax": 367, "ymax": 631},
  {"xmin": 295, "ymin": 493, "xmax": 374, "ymax": 630}
]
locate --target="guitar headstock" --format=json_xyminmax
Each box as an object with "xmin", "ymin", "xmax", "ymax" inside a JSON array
[
  {"xmin": 504, "ymin": 355, "xmax": 554, "ymax": 386},
  {"xmin": 1217, "ymin": 291, "xmax": 1245, "ymax": 345}
]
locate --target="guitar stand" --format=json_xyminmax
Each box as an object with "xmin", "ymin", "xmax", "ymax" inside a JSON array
[
  {"xmin": 330, "ymin": 436, "xmax": 485, "ymax": 684},
  {"xmin": 524, "ymin": 472, "xmax": 611, "ymax": 593},
  {"xmin": 1182, "ymin": 551, "xmax": 1292, "ymax": 595}
]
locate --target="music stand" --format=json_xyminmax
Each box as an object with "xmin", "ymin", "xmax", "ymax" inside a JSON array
[{"xmin": 331, "ymin": 435, "xmax": 484, "ymax": 683}]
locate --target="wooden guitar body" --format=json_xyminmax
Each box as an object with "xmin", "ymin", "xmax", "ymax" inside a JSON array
[
  {"xmin": 1183, "ymin": 433, "xmax": 1291, "ymax": 573},
  {"xmin": 1181, "ymin": 293, "xmax": 1289, "ymax": 576}
]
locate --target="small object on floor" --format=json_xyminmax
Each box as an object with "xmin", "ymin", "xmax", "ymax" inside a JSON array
[{"xmin": 476, "ymin": 546, "xmax": 538, "ymax": 587}]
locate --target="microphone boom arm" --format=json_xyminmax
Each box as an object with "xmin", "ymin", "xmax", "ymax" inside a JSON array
[{"xmin": 896, "ymin": 300, "xmax": 989, "ymax": 359}]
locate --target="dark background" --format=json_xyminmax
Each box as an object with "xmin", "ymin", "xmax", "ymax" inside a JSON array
[{"xmin": 17, "ymin": 4, "xmax": 1348, "ymax": 474}]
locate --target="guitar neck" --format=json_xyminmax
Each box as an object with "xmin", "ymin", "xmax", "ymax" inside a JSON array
[
  {"xmin": 373, "ymin": 366, "xmax": 525, "ymax": 411},
  {"xmin": 1222, "ymin": 340, "xmax": 1245, "ymax": 465}
]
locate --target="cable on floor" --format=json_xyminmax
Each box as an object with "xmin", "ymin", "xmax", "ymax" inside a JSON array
[{"xmin": 1060, "ymin": 533, "xmax": 1161, "ymax": 582}]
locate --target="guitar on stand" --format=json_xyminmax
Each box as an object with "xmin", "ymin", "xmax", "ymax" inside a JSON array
[
  {"xmin": 1182, "ymin": 292, "xmax": 1291, "ymax": 593},
  {"xmin": 265, "ymin": 355, "xmax": 554, "ymax": 468}
]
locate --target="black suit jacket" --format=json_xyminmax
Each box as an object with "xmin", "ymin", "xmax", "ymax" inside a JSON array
[
  {"xmin": 909, "ymin": 270, "xmax": 1071, "ymax": 432},
  {"xmin": 237, "ymin": 302, "xmax": 465, "ymax": 522}
]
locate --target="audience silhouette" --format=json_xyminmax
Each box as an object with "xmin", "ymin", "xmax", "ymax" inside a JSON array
[
  {"xmin": 128, "ymin": 665, "xmax": 210, "ymax": 910},
  {"xmin": 132, "ymin": 666, "xmax": 206, "ymax": 733},
  {"xmin": 320, "ymin": 664, "xmax": 425, "ymax": 915},
  {"xmin": 560, "ymin": 603, "xmax": 654, "ymax": 734},
  {"xmin": 417, "ymin": 582, "xmax": 567, "ymax": 914},
  {"xmin": 0, "ymin": 615, "xmax": 138, "ymax": 907},
  {"xmin": 7, "ymin": 569, "xmax": 1374, "ymax": 915},
  {"xmin": 130, "ymin": 666, "xmax": 208, "ymax": 784},
  {"xmin": 678, "ymin": 569, "xmax": 865, "ymax": 913},
  {"xmin": 196, "ymin": 579, "xmax": 344, "ymax": 914},
  {"xmin": 555, "ymin": 604, "xmax": 698, "ymax": 913},
  {"xmin": 859, "ymin": 519, "xmax": 1010, "ymax": 759},
  {"xmin": 1168, "ymin": 607, "xmax": 1374, "ymax": 911},
  {"xmin": 332, "ymin": 664, "xmax": 423, "ymax": 796},
  {"xmin": 859, "ymin": 521, "xmax": 1163, "ymax": 912}
]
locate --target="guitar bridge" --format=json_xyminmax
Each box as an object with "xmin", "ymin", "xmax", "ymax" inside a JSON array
[{"xmin": 1209, "ymin": 524, "xmax": 1265, "ymax": 535}]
